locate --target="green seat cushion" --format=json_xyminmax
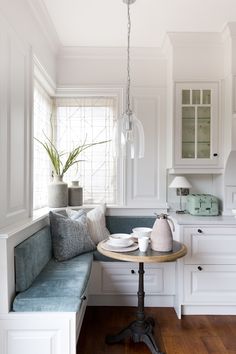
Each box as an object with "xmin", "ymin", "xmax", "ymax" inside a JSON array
[{"xmin": 13, "ymin": 252, "xmax": 93, "ymax": 312}]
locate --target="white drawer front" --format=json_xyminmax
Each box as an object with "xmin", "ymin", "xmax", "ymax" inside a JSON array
[
  {"xmin": 183, "ymin": 227, "xmax": 236, "ymax": 264},
  {"xmin": 102, "ymin": 267, "xmax": 163, "ymax": 294},
  {"xmin": 89, "ymin": 262, "xmax": 175, "ymax": 295},
  {"xmin": 184, "ymin": 265, "xmax": 236, "ymax": 303}
]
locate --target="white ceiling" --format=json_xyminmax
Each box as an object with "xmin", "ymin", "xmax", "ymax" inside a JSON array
[{"xmin": 42, "ymin": 0, "xmax": 236, "ymax": 47}]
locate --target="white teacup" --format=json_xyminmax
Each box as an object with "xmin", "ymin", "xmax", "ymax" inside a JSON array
[
  {"xmin": 132, "ymin": 227, "xmax": 152, "ymax": 239},
  {"xmin": 138, "ymin": 236, "xmax": 149, "ymax": 252}
]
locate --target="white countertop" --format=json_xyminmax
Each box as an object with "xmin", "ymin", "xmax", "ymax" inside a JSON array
[{"xmin": 169, "ymin": 212, "xmax": 236, "ymax": 225}]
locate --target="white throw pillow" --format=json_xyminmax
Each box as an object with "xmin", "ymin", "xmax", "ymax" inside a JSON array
[
  {"xmin": 87, "ymin": 204, "xmax": 110, "ymax": 244},
  {"xmin": 66, "ymin": 205, "xmax": 110, "ymax": 245}
]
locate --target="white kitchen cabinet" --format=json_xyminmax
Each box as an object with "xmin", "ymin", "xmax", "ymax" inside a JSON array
[
  {"xmin": 171, "ymin": 82, "xmax": 222, "ymax": 173},
  {"xmin": 183, "ymin": 226, "xmax": 236, "ymax": 264},
  {"xmin": 88, "ymin": 261, "xmax": 176, "ymax": 307},
  {"xmin": 177, "ymin": 223, "xmax": 236, "ymax": 314},
  {"xmin": 184, "ymin": 264, "xmax": 236, "ymax": 303}
]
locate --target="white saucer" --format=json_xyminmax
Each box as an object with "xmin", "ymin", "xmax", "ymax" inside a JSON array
[
  {"xmin": 106, "ymin": 239, "xmax": 134, "ymax": 248},
  {"xmin": 101, "ymin": 241, "xmax": 139, "ymax": 253}
]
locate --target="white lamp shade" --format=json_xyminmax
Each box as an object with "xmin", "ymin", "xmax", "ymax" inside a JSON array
[{"xmin": 169, "ymin": 176, "xmax": 192, "ymax": 189}]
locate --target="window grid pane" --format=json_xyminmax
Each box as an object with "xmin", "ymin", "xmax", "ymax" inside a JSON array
[
  {"xmin": 33, "ymin": 82, "xmax": 52, "ymax": 209},
  {"xmin": 55, "ymin": 97, "xmax": 117, "ymax": 205}
]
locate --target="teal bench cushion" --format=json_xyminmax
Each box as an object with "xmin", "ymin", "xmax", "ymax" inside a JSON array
[
  {"xmin": 15, "ymin": 226, "xmax": 52, "ymax": 292},
  {"xmin": 13, "ymin": 252, "xmax": 93, "ymax": 312}
]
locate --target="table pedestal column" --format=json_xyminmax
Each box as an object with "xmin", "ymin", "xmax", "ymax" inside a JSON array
[{"xmin": 106, "ymin": 262, "xmax": 164, "ymax": 354}]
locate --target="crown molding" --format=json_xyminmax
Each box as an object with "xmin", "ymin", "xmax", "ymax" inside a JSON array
[
  {"xmin": 58, "ymin": 46, "xmax": 165, "ymax": 61},
  {"xmin": 166, "ymin": 32, "xmax": 223, "ymax": 47},
  {"xmin": 27, "ymin": 0, "xmax": 61, "ymax": 54},
  {"xmin": 34, "ymin": 56, "xmax": 56, "ymax": 96}
]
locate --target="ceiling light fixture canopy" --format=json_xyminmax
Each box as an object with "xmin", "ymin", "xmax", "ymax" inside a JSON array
[{"xmin": 114, "ymin": 0, "xmax": 145, "ymax": 159}]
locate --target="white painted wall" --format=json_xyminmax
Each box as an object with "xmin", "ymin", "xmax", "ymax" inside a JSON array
[
  {"xmin": 0, "ymin": 0, "xmax": 57, "ymax": 228},
  {"xmin": 57, "ymin": 47, "xmax": 166, "ymax": 87},
  {"xmin": 0, "ymin": 0, "xmax": 235, "ymax": 216},
  {"xmin": 56, "ymin": 34, "xmax": 230, "ymax": 209},
  {"xmin": 0, "ymin": 0, "xmax": 58, "ymax": 82},
  {"xmin": 57, "ymin": 47, "xmax": 168, "ymax": 209}
]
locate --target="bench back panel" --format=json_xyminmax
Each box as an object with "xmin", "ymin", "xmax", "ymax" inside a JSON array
[
  {"xmin": 15, "ymin": 226, "xmax": 52, "ymax": 292},
  {"xmin": 105, "ymin": 216, "xmax": 155, "ymax": 235}
]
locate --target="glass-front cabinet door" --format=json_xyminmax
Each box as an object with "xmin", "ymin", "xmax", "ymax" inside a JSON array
[{"xmin": 175, "ymin": 83, "xmax": 219, "ymax": 167}]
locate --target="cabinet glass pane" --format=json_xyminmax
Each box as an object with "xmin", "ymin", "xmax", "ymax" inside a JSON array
[
  {"xmin": 203, "ymin": 90, "xmax": 211, "ymax": 104},
  {"xmin": 182, "ymin": 106, "xmax": 195, "ymax": 119},
  {"xmin": 182, "ymin": 143, "xmax": 195, "ymax": 158},
  {"xmin": 182, "ymin": 107, "xmax": 195, "ymax": 158},
  {"xmin": 197, "ymin": 106, "xmax": 210, "ymax": 119},
  {"xmin": 192, "ymin": 90, "xmax": 200, "ymax": 104},
  {"xmin": 197, "ymin": 118, "xmax": 210, "ymax": 143},
  {"xmin": 182, "ymin": 90, "xmax": 190, "ymax": 104},
  {"xmin": 182, "ymin": 119, "xmax": 195, "ymax": 142},
  {"xmin": 197, "ymin": 143, "xmax": 210, "ymax": 158}
]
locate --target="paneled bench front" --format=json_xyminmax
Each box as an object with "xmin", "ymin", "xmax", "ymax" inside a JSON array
[{"xmin": 0, "ymin": 215, "xmax": 177, "ymax": 354}]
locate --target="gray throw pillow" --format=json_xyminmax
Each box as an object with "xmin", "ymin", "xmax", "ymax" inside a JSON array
[{"xmin": 49, "ymin": 210, "xmax": 96, "ymax": 261}]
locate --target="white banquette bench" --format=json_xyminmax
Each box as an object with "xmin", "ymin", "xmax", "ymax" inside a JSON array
[{"xmin": 0, "ymin": 213, "xmax": 157, "ymax": 354}]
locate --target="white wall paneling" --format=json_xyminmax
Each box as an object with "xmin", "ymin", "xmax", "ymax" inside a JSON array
[
  {"xmin": 0, "ymin": 15, "xmax": 32, "ymax": 228},
  {"xmin": 126, "ymin": 87, "xmax": 167, "ymax": 208},
  {"xmin": 0, "ymin": 0, "xmax": 58, "ymax": 81},
  {"xmin": 0, "ymin": 313, "xmax": 77, "ymax": 354}
]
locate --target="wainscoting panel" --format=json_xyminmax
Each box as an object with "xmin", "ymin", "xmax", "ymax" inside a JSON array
[
  {"xmin": 126, "ymin": 87, "xmax": 167, "ymax": 208},
  {"xmin": 0, "ymin": 15, "xmax": 32, "ymax": 228}
]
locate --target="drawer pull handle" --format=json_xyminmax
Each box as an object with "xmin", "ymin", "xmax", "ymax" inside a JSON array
[
  {"xmin": 131, "ymin": 270, "xmax": 135, "ymax": 274},
  {"xmin": 197, "ymin": 266, "xmax": 203, "ymax": 271},
  {"xmin": 213, "ymin": 153, "xmax": 218, "ymax": 157},
  {"xmin": 197, "ymin": 229, "xmax": 203, "ymax": 234}
]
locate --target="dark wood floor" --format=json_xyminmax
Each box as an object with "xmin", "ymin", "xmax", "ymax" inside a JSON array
[{"xmin": 77, "ymin": 306, "xmax": 236, "ymax": 354}]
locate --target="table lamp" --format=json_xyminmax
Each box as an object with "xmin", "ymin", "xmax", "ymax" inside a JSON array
[{"xmin": 169, "ymin": 176, "xmax": 192, "ymax": 213}]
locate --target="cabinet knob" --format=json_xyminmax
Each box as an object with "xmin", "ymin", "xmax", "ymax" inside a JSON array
[
  {"xmin": 82, "ymin": 295, "xmax": 87, "ymax": 301},
  {"xmin": 197, "ymin": 266, "xmax": 203, "ymax": 271},
  {"xmin": 197, "ymin": 229, "xmax": 203, "ymax": 234},
  {"xmin": 131, "ymin": 270, "xmax": 135, "ymax": 274},
  {"xmin": 213, "ymin": 153, "xmax": 218, "ymax": 157}
]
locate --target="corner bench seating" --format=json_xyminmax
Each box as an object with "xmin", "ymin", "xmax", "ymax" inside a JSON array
[
  {"xmin": 7, "ymin": 215, "xmax": 155, "ymax": 354},
  {"xmin": 13, "ymin": 216, "xmax": 155, "ymax": 313}
]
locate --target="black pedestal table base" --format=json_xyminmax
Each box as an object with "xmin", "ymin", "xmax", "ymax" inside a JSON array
[{"xmin": 106, "ymin": 262, "xmax": 164, "ymax": 354}]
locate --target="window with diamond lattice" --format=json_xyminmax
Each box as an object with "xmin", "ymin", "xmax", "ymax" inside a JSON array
[{"xmin": 55, "ymin": 97, "xmax": 117, "ymax": 205}]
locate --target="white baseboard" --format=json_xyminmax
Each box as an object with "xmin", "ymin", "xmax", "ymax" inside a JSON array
[{"xmin": 182, "ymin": 305, "xmax": 236, "ymax": 315}]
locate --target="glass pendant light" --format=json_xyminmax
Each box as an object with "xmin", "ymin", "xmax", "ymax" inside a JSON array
[{"xmin": 114, "ymin": 0, "xmax": 145, "ymax": 159}]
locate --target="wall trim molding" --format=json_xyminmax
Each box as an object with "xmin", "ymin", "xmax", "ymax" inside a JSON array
[
  {"xmin": 27, "ymin": 0, "xmax": 61, "ymax": 54},
  {"xmin": 34, "ymin": 56, "xmax": 56, "ymax": 96},
  {"xmin": 58, "ymin": 46, "xmax": 165, "ymax": 61}
]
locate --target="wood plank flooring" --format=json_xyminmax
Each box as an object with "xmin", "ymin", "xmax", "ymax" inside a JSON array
[{"xmin": 77, "ymin": 307, "xmax": 236, "ymax": 354}]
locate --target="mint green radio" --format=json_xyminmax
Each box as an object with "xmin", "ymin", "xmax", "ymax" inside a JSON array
[{"xmin": 186, "ymin": 194, "xmax": 219, "ymax": 216}]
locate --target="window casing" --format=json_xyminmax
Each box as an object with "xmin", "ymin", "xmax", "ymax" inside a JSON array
[{"xmin": 33, "ymin": 81, "xmax": 52, "ymax": 209}]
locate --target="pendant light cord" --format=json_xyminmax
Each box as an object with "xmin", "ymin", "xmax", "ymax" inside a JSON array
[{"xmin": 126, "ymin": 1, "xmax": 132, "ymax": 117}]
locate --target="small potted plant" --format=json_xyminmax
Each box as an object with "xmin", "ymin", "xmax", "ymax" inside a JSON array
[{"xmin": 35, "ymin": 135, "xmax": 108, "ymax": 207}]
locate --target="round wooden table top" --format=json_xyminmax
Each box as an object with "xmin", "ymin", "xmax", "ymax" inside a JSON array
[{"xmin": 97, "ymin": 239, "xmax": 187, "ymax": 263}]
